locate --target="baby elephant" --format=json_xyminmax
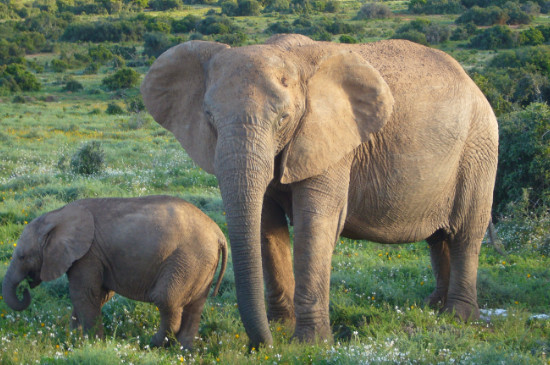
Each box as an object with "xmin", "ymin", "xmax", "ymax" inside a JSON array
[{"xmin": 2, "ymin": 195, "xmax": 227, "ymax": 349}]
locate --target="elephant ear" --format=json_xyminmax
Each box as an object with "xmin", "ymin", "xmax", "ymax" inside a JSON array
[
  {"xmin": 39, "ymin": 204, "xmax": 94, "ymax": 282},
  {"xmin": 141, "ymin": 41, "xmax": 230, "ymax": 174},
  {"xmin": 280, "ymin": 49, "xmax": 394, "ymax": 184}
]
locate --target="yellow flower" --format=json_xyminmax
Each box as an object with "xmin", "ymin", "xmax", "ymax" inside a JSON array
[
  {"xmin": 410, "ymin": 305, "xmax": 415, "ymax": 309},
  {"xmin": 24, "ymin": 221, "xmax": 28, "ymax": 225},
  {"xmin": 502, "ymin": 261, "xmax": 506, "ymax": 265},
  {"xmin": 56, "ymin": 345, "xmax": 60, "ymax": 349},
  {"xmin": 378, "ymin": 253, "xmax": 382, "ymax": 257},
  {"xmin": 397, "ymin": 254, "xmax": 401, "ymax": 258},
  {"xmin": 216, "ymin": 358, "xmax": 220, "ymax": 362},
  {"xmin": 515, "ymin": 301, "xmax": 519, "ymax": 305},
  {"xmin": 371, "ymin": 296, "xmax": 375, "ymax": 300},
  {"xmin": 527, "ymin": 274, "xmax": 531, "ymax": 278},
  {"xmin": 276, "ymin": 326, "xmax": 281, "ymax": 332},
  {"xmin": 235, "ymin": 334, "xmax": 239, "ymax": 339},
  {"xmin": 41, "ymin": 323, "xmax": 45, "ymax": 327},
  {"xmin": 13, "ymin": 243, "xmax": 16, "ymax": 247},
  {"xmin": 265, "ymin": 356, "xmax": 269, "ymax": 360},
  {"xmin": 211, "ymin": 307, "xmax": 215, "ymax": 311}
]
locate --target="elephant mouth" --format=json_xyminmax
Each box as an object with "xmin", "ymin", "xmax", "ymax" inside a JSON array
[{"xmin": 27, "ymin": 275, "xmax": 41, "ymax": 288}]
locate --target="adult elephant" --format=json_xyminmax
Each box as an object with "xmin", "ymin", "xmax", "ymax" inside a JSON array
[{"xmin": 141, "ymin": 34, "xmax": 498, "ymax": 348}]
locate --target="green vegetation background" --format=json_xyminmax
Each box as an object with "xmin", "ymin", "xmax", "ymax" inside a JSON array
[{"xmin": 0, "ymin": 0, "xmax": 549, "ymax": 363}]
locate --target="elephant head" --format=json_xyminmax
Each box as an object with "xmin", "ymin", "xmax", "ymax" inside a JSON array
[
  {"xmin": 2, "ymin": 204, "xmax": 94, "ymax": 311},
  {"xmin": 141, "ymin": 34, "xmax": 394, "ymax": 347}
]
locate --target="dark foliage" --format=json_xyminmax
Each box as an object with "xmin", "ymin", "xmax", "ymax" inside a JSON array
[
  {"xmin": 495, "ymin": 103, "xmax": 550, "ymax": 214},
  {"xmin": 0, "ymin": 63, "xmax": 41, "ymax": 92},
  {"xmin": 357, "ymin": 3, "xmax": 393, "ymax": 19},
  {"xmin": 408, "ymin": 0, "xmax": 464, "ymax": 14},
  {"xmin": 468, "ymin": 25, "xmax": 517, "ymax": 49}
]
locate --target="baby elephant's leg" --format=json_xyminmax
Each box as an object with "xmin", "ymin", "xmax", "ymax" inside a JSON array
[
  {"xmin": 176, "ymin": 294, "xmax": 208, "ymax": 350},
  {"xmin": 68, "ymin": 278, "xmax": 110, "ymax": 338},
  {"xmin": 151, "ymin": 303, "xmax": 183, "ymax": 347}
]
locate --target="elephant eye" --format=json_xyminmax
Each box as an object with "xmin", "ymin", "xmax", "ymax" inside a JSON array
[{"xmin": 278, "ymin": 113, "xmax": 289, "ymax": 128}]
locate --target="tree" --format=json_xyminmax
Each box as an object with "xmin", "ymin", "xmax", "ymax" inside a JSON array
[{"xmin": 468, "ymin": 25, "xmax": 517, "ymax": 49}]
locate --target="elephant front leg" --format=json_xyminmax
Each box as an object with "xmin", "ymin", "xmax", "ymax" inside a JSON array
[
  {"xmin": 261, "ymin": 195, "xmax": 295, "ymax": 325},
  {"xmin": 291, "ymin": 160, "xmax": 351, "ymax": 343}
]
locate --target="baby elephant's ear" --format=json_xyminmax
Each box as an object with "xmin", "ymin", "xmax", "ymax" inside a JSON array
[{"xmin": 39, "ymin": 204, "xmax": 94, "ymax": 282}]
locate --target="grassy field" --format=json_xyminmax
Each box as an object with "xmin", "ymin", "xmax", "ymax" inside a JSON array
[{"xmin": 1, "ymin": 2, "xmax": 549, "ymax": 364}]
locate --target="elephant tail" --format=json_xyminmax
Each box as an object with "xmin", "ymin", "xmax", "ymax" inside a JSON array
[
  {"xmin": 212, "ymin": 235, "xmax": 228, "ymax": 297},
  {"xmin": 486, "ymin": 219, "xmax": 507, "ymax": 256}
]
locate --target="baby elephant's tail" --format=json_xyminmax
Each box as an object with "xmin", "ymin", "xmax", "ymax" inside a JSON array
[{"xmin": 212, "ymin": 235, "xmax": 228, "ymax": 297}]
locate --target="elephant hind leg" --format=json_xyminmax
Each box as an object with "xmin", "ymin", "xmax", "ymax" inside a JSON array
[
  {"xmin": 151, "ymin": 303, "xmax": 183, "ymax": 347},
  {"xmin": 176, "ymin": 293, "xmax": 209, "ymax": 350},
  {"xmin": 261, "ymin": 194, "xmax": 295, "ymax": 325},
  {"xmin": 426, "ymin": 229, "xmax": 450, "ymax": 308}
]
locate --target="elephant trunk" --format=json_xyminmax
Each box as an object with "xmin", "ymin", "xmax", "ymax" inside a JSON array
[
  {"xmin": 215, "ymin": 125, "xmax": 274, "ymax": 348},
  {"xmin": 2, "ymin": 263, "xmax": 31, "ymax": 311}
]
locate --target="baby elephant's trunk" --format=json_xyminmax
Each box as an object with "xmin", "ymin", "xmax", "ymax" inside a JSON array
[
  {"xmin": 211, "ymin": 236, "xmax": 228, "ymax": 297},
  {"xmin": 2, "ymin": 264, "xmax": 31, "ymax": 311}
]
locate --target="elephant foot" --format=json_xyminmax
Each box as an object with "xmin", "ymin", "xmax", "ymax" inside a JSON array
[
  {"xmin": 425, "ymin": 290, "xmax": 447, "ymax": 309},
  {"xmin": 292, "ymin": 320, "xmax": 332, "ymax": 344},
  {"xmin": 441, "ymin": 300, "xmax": 480, "ymax": 322},
  {"xmin": 176, "ymin": 336, "xmax": 193, "ymax": 351},
  {"xmin": 150, "ymin": 332, "xmax": 170, "ymax": 348}
]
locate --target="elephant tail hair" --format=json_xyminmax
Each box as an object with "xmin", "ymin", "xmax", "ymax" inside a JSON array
[
  {"xmin": 212, "ymin": 236, "xmax": 228, "ymax": 297},
  {"xmin": 486, "ymin": 219, "xmax": 507, "ymax": 256}
]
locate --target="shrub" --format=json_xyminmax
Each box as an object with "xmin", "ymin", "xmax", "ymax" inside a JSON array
[
  {"xmin": 408, "ymin": 0, "xmax": 464, "ymax": 14},
  {"xmin": 89, "ymin": 45, "xmax": 114, "ymax": 64},
  {"xmin": 450, "ymin": 22, "xmax": 477, "ymax": 41},
  {"xmin": 70, "ymin": 141, "xmax": 105, "ymax": 175},
  {"xmin": 106, "ymin": 102, "xmax": 125, "ymax": 115},
  {"xmin": 125, "ymin": 94, "xmax": 145, "ymax": 113},
  {"xmin": 392, "ymin": 19, "xmax": 449, "ymax": 45},
  {"xmin": 63, "ymin": 79, "xmax": 83, "ymax": 92},
  {"xmin": 143, "ymin": 32, "xmax": 179, "ymax": 58},
  {"xmin": 101, "ymin": 68, "xmax": 140, "ymax": 90},
  {"xmin": 495, "ymin": 103, "xmax": 550, "ymax": 215},
  {"xmin": 519, "ymin": 27, "xmax": 544, "ymax": 46},
  {"xmin": 391, "ymin": 30, "xmax": 428, "ymax": 45},
  {"xmin": 50, "ymin": 59, "xmax": 69, "ymax": 72},
  {"xmin": 339, "ymin": 34, "xmax": 357, "ymax": 44},
  {"xmin": 0, "ymin": 63, "xmax": 41, "ymax": 92},
  {"xmin": 171, "ymin": 15, "xmax": 199, "ymax": 33},
  {"xmin": 357, "ymin": 3, "xmax": 393, "ymax": 19},
  {"xmin": 468, "ymin": 25, "xmax": 517, "ymax": 49},
  {"xmin": 456, "ymin": 5, "xmax": 509, "ymax": 26},
  {"xmin": 149, "ymin": 0, "xmax": 183, "ymax": 10},
  {"xmin": 196, "ymin": 16, "xmax": 240, "ymax": 35},
  {"xmin": 83, "ymin": 62, "xmax": 100, "ymax": 75}
]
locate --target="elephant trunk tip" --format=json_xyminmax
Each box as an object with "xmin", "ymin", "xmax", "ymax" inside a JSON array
[{"xmin": 2, "ymin": 277, "xmax": 32, "ymax": 312}]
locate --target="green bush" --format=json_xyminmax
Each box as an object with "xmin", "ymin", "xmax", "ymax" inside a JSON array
[
  {"xmin": 171, "ymin": 15, "xmax": 199, "ymax": 33},
  {"xmin": 63, "ymin": 79, "xmax": 83, "ymax": 92},
  {"xmin": 89, "ymin": 44, "xmax": 114, "ymax": 64},
  {"xmin": 101, "ymin": 68, "xmax": 140, "ymax": 90},
  {"xmin": 408, "ymin": 0, "xmax": 464, "ymax": 14},
  {"xmin": 495, "ymin": 103, "xmax": 550, "ymax": 215},
  {"xmin": 357, "ymin": 3, "xmax": 393, "ymax": 19},
  {"xmin": 70, "ymin": 141, "xmax": 105, "ymax": 175},
  {"xmin": 339, "ymin": 34, "xmax": 357, "ymax": 44},
  {"xmin": 0, "ymin": 63, "xmax": 41, "ymax": 92},
  {"xmin": 391, "ymin": 19, "xmax": 449, "ymax": 45},
  {"xmin": 468, "ymin": 25, "xmax": 517, "ymax": 49},
  {"xmin": 149, "ymin": 0, "xmax": 183, "ymax": 10},
  {"xmin": 106, "ymin": 102, "xmax": 125, "ymax": 115},
  {"xmin": 50, "ymin": 59, "xmax": 69, "ymax": 72},
  {"xmin": 519, "ymin": 27, "xmax": 544, "ymax": 46},
  {"xmin": 143, "ymin": 32, "xmax": 179, "ymax": 58}
]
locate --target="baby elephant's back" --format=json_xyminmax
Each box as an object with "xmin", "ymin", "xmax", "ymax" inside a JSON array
[{"xmin": 77, "ymin": 196, "xmax": 223, "ymax": 293}]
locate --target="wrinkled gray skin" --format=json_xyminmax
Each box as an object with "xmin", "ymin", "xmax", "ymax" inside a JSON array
[
  {"xmin": 2, "ymin": 196, "xmax": 227, "ymax": 349},
  {"xmin": 141, "ymin": 34, "xmax": 499, "ymax": 348}
]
